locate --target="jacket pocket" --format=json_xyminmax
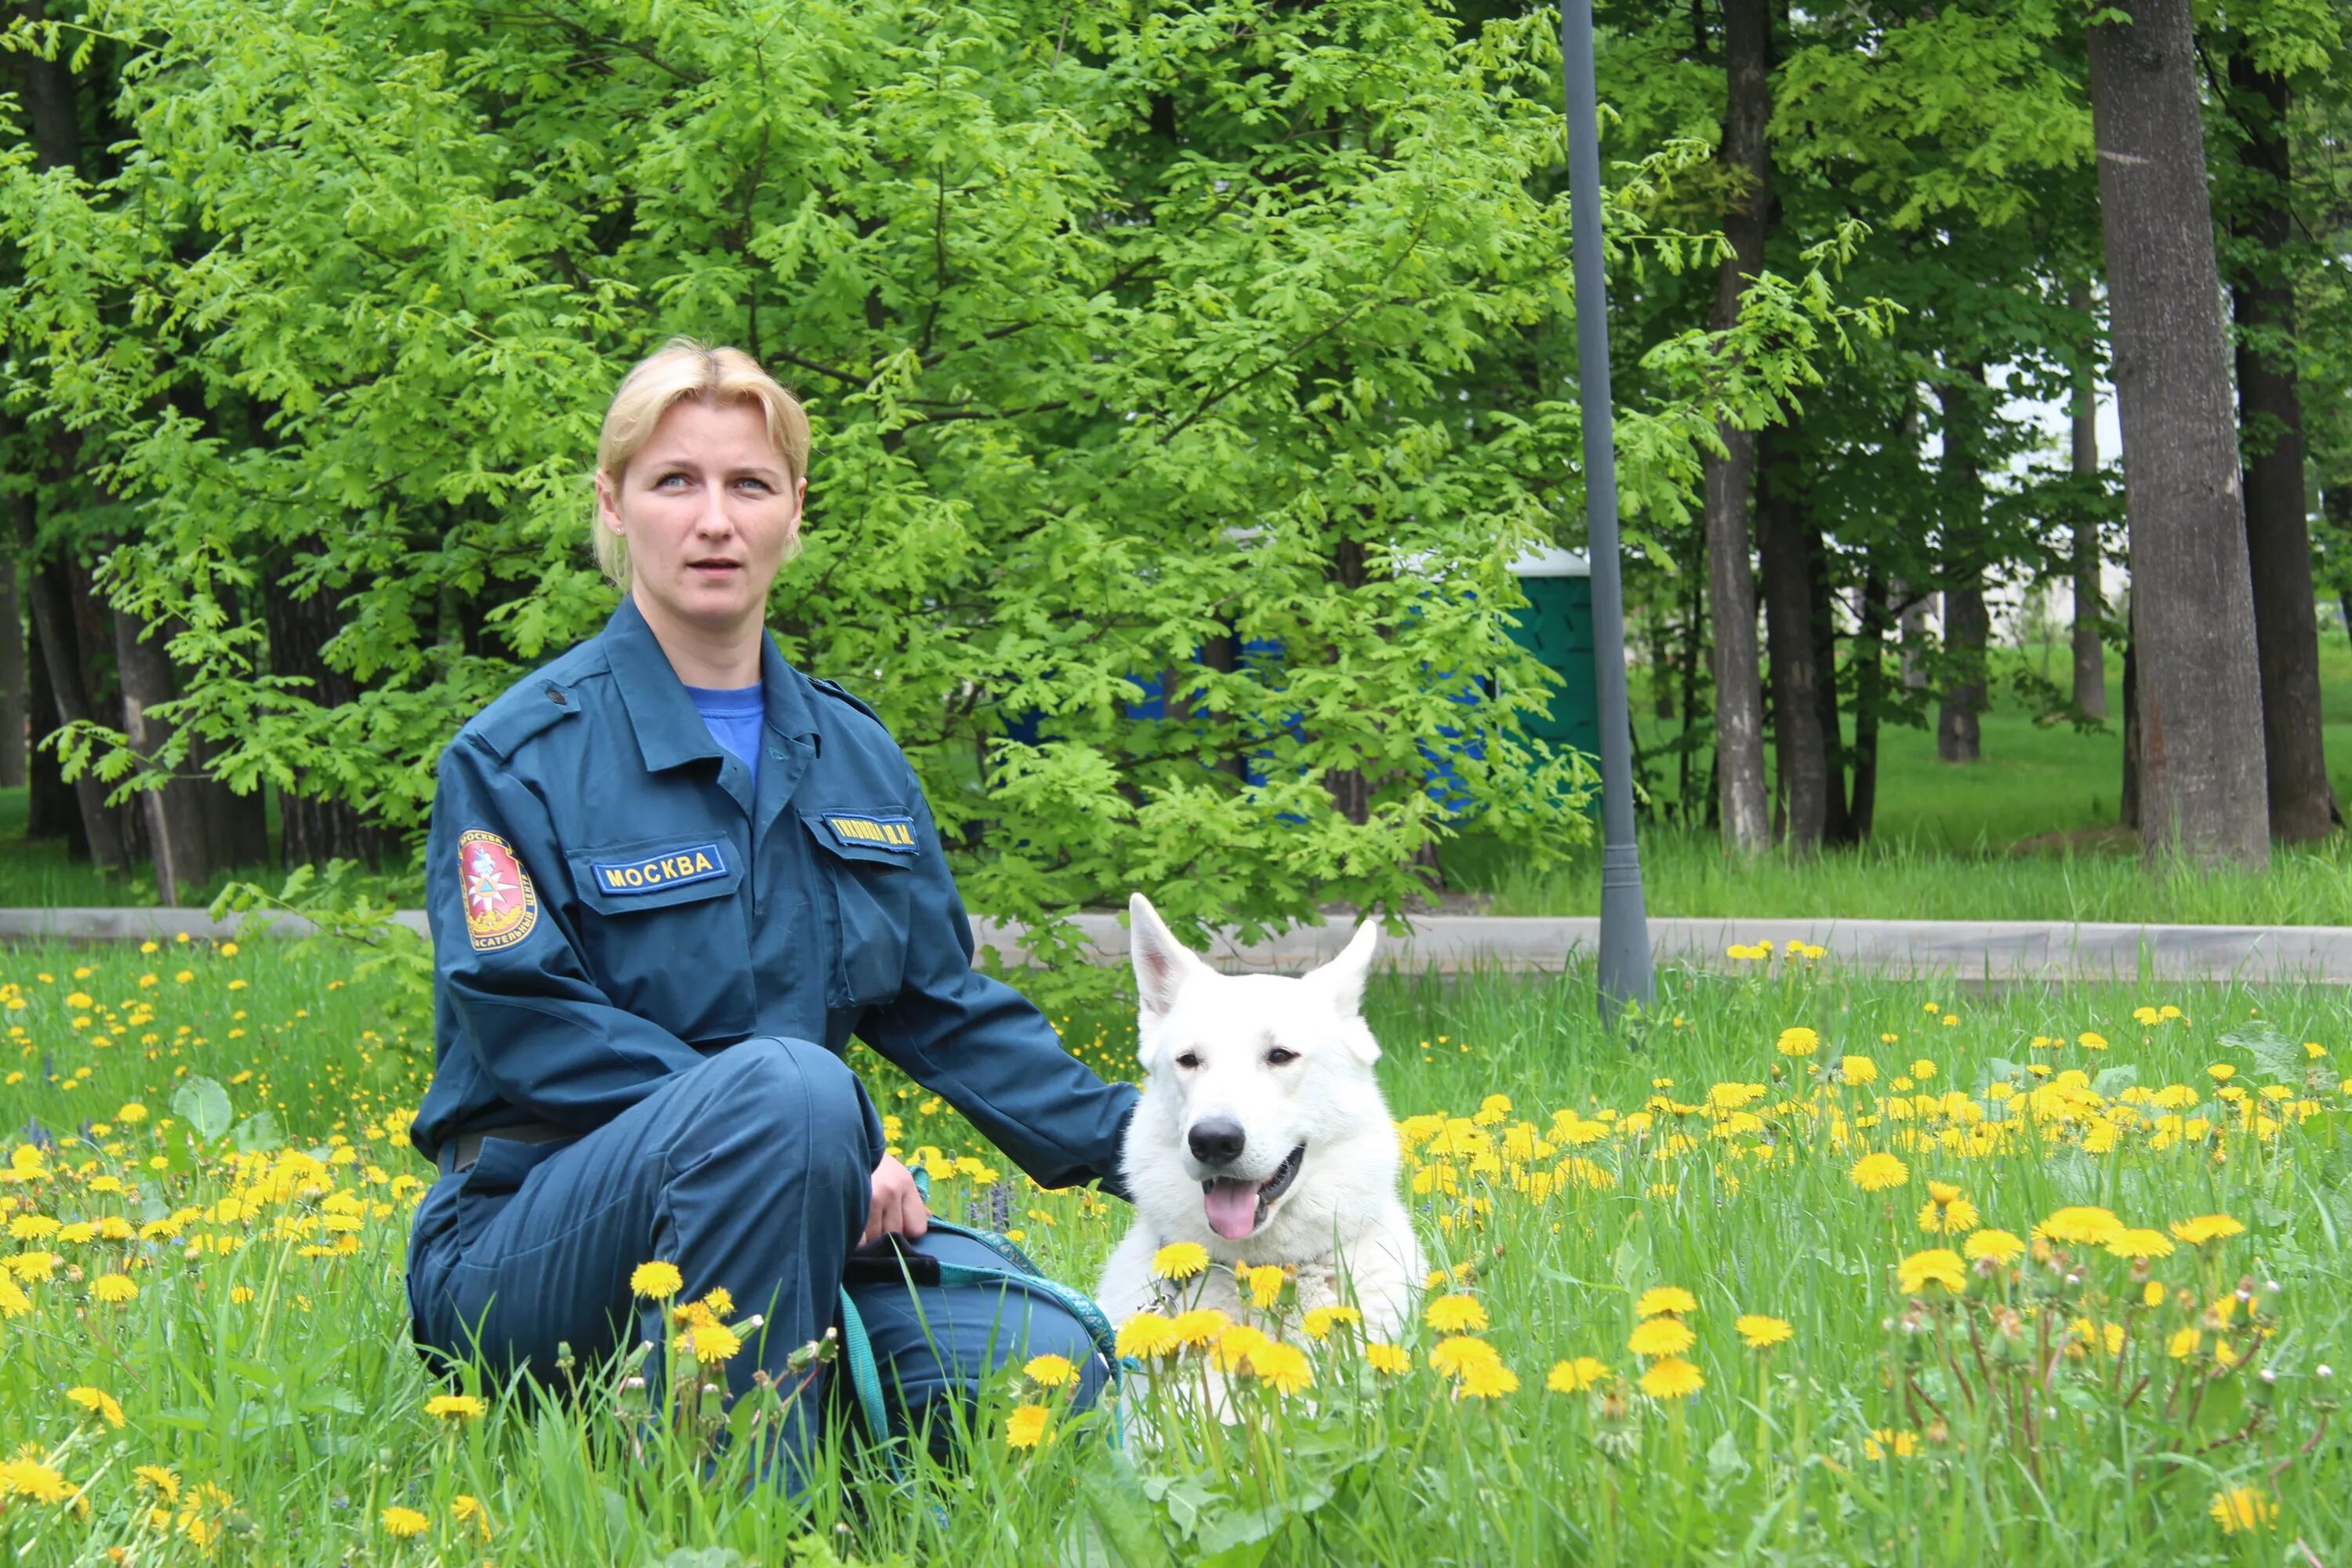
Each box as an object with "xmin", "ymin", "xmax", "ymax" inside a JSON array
[
  {"xmin": 800, "ymin": 811, "xmax": 916, "ymax": 1008},
  {"xmin": 563, "ymin": 837, "xmax": 755, "ymax": 1041}
]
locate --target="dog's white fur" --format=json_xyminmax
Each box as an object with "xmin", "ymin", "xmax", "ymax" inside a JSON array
[{"xmin": 1096, "ymin": 894, "xmax": 1424, "ymax": 1339}]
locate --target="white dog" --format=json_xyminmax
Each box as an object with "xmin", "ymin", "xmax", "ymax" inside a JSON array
[{"xmin": 1095, "ymin": 894, "xmax": 1424, "ymax": 1340}]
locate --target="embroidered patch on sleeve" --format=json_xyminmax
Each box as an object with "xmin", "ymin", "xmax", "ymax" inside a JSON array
[
  {"xmin": 459, "ymin": 829, "xmax": 539, "ymax": 951},
  {"xmin": 588, "ymin": 842, "xmax": 730, "ymax": 895},
  {"xmin": 822, "ymin": 815, "xmax": 920, "ymax": 855}
]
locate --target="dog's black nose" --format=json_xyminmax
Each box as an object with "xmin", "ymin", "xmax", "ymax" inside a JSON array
[{"xmin": 1188, "ymin": 1117, "xmax": 1247, "ymax": 1167}]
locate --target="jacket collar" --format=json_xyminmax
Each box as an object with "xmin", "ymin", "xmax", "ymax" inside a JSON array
[{"xmin": 604, "ymin": 593, "xmax": 818, "ymax": 774}]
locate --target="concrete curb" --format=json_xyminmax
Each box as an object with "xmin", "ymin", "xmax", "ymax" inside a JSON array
[{"xmin": 6, "ymin": 907, "xmax": 2349, "ymax": 983}]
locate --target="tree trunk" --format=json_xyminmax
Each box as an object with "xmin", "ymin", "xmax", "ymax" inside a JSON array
[
  {"xmin": 2121, "ymin": 604, "xmax": 2140, "ymax": 829},
  {"xmin": 261, "ymin": 550, "xmax": 387, "ymax": 867},
  {"xmin": 1676, "ymin": 537, "xmax": 1704, "ymax": 819},
  {"xmin": 2068, "ymin": 281, "xmax": 2108, "ymax": 720},
  {"xmin": 23, "ymin": 601, "xmax": 82, "ymax": 852},
  {"xmin": 18, "ymin": 548, "xmax": 130, "ymax": 871},
  {"xmin": 1849, "ymin": 569, "xmax": 1889, "ymax": 841},
  {"xmin": 1936, "ymin": 367, "xmax": 1988, "ymax": 764},
  {"xmin": 1701, "ymin": 0, "xmax": 1773, "ymax": 856},
  {"xmin": 1757, "ymin": 430, "xmax": 1828, "ymax": 851},
  {"xmin": 0, "ymin": 557, "xmax": 24, "ymax": 789},
  {"xmin": 112, "ymin": 608, "xmax": 217, "ymax": 905},
  {"xmin": 2086, "ymin": 0, "xmax": 2270, "ymax": 866},
  {"xmin": 1805, "ymin": 515, "xmax": 1851, "ymax": 844},
  {"xmin": 2228, "ymin": 56, "xmax": 2331, "ymax": 842}
]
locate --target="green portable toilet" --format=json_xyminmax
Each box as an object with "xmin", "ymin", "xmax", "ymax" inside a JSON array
[{"xmin": 1502, "ymin": 545, "xmax": 1599, "ymax": 764}]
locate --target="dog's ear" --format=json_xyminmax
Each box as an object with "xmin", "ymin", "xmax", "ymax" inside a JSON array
[
  {"xmin": 1129, "ymin": 892, "xmax": 1207, "ymax": 1023},
  {"xmin": 1315, "ymin": 916, "xmax": 1382, "ymax": 1019}
]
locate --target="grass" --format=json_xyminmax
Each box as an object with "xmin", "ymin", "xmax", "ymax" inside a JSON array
[
  {"xmin": 0, "ymin": 935, "xmax": 2345, "ymax": 1563},
  {"xmin": 1441, "ymin": 633, "xmax": 2352, "ymax": 924}
]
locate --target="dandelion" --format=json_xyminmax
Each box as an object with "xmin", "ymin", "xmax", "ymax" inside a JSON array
[
  {"xmin": 1840, "ymin": 1055, "xmax": 1878, "ymax": 1085},
  {"xmin": 0, "ymin": 1276, "xmax": 27, "ymax": 1318},
  {"xmin": 1864, "ymin": 1428, "xmax": 1919, "ymax": 1461},
  {"xmin": 1635, "ymin": 1286, "xmax": 1697, "ymax": 1318},
  {"xmin": 2166, "ymin": 1327, "xmax": 2202, "ymax": 1359},
  {"xmin": 380, "ymin": 1505, "xmax": 430, "ymax": 1537},
  {"xmin": 0, "ymin": 1457, "xmax": 74, "ymax": 1503},
  {"xmin": 2038, "ymin": 1207, "xmax": 2125, "ymax": 1247},
  {"xmin": 1458, "ymin": 1357, "xmax": 1519, "ymax": 1399},
  {"xmin": 1548, "ymin": 1356, "xmax": 1609, "ymax": 1392},
  {"xmin": 2106, "ymin": 1229, "xmax": 2175, "ymax": 1261},
  {"xmin": 629, "ymin": 1260, "xmax": 683, "ymax": 1301},
  {"xmin": 65, "ymin": 1387, "xmax": 125, "ymax": 1428},
  {"xmin": 133, "ymin": 1465, "xmax": 180, "ymax": 1503},
  {"xmin": 2169, "ymin": 1214, "xmax": 2245, "ymax": 1246},
  {"xmin": 425, "ymin": 1393, "xmax": 485, "ymax": 1425},
  {"xmin": 1249, "ymin": 1341, "xmax": 1313, "ymax": 1395},
  {"xmin": 1302, "ymin": 1305, "xmax": 1361, "ymax": 1340},
  {"xmin": 1169, "ymin": 1308, "xmax": 1230, "ymax": 1348},
  {"xmin": 2207, "ymin": 1063, "xmax": 2236, "ymax": 1083},
  {"xmin": 2208, "ymin": 1486, "xmax": 2275, "ymax": 1534},
  {"xmin": 91, "ymin": 1272, "xmax": 137, "ymax": 1305},
  {"xmin": 1897, "ymin": 1249, "xmax": 1967, "ymax": 1295},
  {"xmin": 1116, "ymin": 1312, "xmax": 1178, "ymax": 1359},
  {"xmin": 1024, "ymin": 1353, "xmax": 1078, "ymax": 1388},
  {"xmin": 1363, "ymin": 1341, "xmax": 1412, "ymax": 1375},
  {"xmin": 1917, "ymin": 1181, "xmax": 1981, "ymax": 1236},
  {"xmin": 1240, "ymin": 1263, "xmax": 1286, "ymax": 1311},
  {"xmin": 9, "ymin": 1214, "xmax": 58, "ymax": 1241},
  {"xmin": 1005, "ymin": 1404, "xmax": 1051, "ymax": 1450},
  {"xmin": 1639, "ymin": 1357, "xmax": 1704, "ymax": 1399},
  {"xmin": 2077, "ymin": 1032, "xmax": 2109, "ymax": 1050},
  {"xmin": 1149, "ymin": 1242, "xmax": 1209, "ymax": 1281},
  {"xmin": 1425, "ymin": 1293, "xmax": 1490, "ymax": 1334},
  {"xmin": 1429, "ymin": 1336, "xmax": 1504, "ymax": 1377},
  {"xmin": 452, "ymin": 1494, "xmax": 492, "ymax": 1539},
  {"xmin": 699, "ymin": 1287, "xmax": 734, "ymax": 1319},
  {"xmin": 1628, "ymin": 1316, "xmax": 1697, "ymax": 1357},
  {"xmin": 1776, "ymin": 1027, "xmax": 1819, "ymax": 1057},
  {"xmin": 1736, "ymin": 1315, "xmax": 1793, "ymax": 1349},
  {"xmin": 117, "ymin": 1103, "xmax": 147, "ymax": 1124},
  {"xmin": 1964, "ymin": 1229, "xmax": 2026, "ymax": 1266},
  {"xmin": 1849, "ymin": 1152, "xmax": 1909, "ymax": 1192},
  {"xmin": 685, "ymin": 1322, "xmax": 742, "ymax": 1363}
]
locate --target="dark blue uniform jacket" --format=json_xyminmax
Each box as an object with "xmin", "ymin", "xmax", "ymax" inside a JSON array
[{"xmin": 410, "ymin": 596, "xmax": 1136, "ymax": 1195}]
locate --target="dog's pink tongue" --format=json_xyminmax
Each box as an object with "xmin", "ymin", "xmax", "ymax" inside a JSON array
[{"xmin": 1203, "ymin": 1179, "xmax": 1258, "ymax": 1240}]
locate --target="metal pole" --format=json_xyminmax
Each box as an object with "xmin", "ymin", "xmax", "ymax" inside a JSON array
[{"xmin": 1560, "ymin": 0, "xmax": 1655, "ymax": 1023}]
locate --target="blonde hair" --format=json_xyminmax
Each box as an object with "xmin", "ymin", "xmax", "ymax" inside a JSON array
[{"xmin": 593, "ymin": 337, "xmax": 811, "ymax": 588}]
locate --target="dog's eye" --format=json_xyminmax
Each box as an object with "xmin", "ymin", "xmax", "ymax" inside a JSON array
[
  {"xmin": 1265, "ymin": 1047, "xmax": 1299, "ymax": 1066},
  {"xmin": 1174, "ymin": 1052, "xmax": 1201, "ymax": 1070}
]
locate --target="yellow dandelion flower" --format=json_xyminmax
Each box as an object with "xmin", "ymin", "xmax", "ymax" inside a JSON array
[
  {"xmin": 2207, "ymin": 1063, "xmax": 2236, "ymax": 1083},
  {"xmin": 1428, "ymin": 1335, "xmax": 1504, "ymax": 1377},
  {"xmin": 1248, "ymin": 1341, "xmax": 1314, "ymax": 1395},
  {"xmin": 91, "ymin": 1273, "xmax": 137, "ymax": 1305},
  {"xmin": 686, "ymin": 1322, "xmax": 742, "ymax": 1363},
  {"xmin": 2168, "ymin": 1327, "xmax": 2202, "ymax": 1359},
  {"xmin": 65, "ymin": 1387, "xmax": 125, "ymax": 1428},
  {"xmin": 1425, "ymin": 1293, "xmax": 1490, "ymax": 1334},
  {"xmin": 1548, "ymin": 1356, "xmax": 1609, "ymax": 1392},
  {"xmin": 1849, "ymin": 1152, "xmax": 1909, "ymax": 1192},
  {"xmin": 1457, "ymin": 1357, "xmax": 1519, "ymax": 1399},
  {"xmin": 699, "ymin": 1287, "xmax": 734, "ymax": 1319},
  {"xmin": 1638, "ymin": 1356, "xmax": 1704, "ymax": 1399},
  {"xmin": 2106, "ymin": 1228, "xmax": 2175, "ymax": 1261},
  {"xmin": 1210, "ymin": 1323, "xmax": 1272, "ymax": 1373},
  {"xmin": 133, "ymin": 1465, "xmax": 179, "ymax": 1502},
  {"xmin": 1169, "ymin": 1308, "xmax": 1230, "ymax": 1348},
  {"xmin": 2169, "ymin": 1214, "xmax": 2245, "ymax": 1246},
  {"xmin": 629, "ymin": 1260, "xmax": 683, "ymax": 1301},
  {"xmin": 0, "ymin": 1457, "xmax": 75, "ymax": 1504},
  {"xmin": 9, "ymin": 1214, "xmax": 58, "ymax": 1241},
  {"xmin": 1023, "ymin": 1353, "xmax": 1078, "ymax": 1388},
  {"xmin": 1964, "ymin": 1229, "xmax": 2025, "ymax": 1266},
  {"xmin": 1302, "ymin": 1305, "xmax": 1361, "ymax": 1340},
  {"xmin": 1363, "ymin": 1341, "xmax": 1412, "ymax": 1375},
  {"xmin": 2038, "ymin": 1207, "xmax": 2125, "ymax": 1247},
  {"xmin": 2208, "ymin": 1486, "xmax": 2275, "ymax": 1534},
  {"xmin": 1116, "ymin": 1311, "xmax": 1178, "ymax": 1359},
  {"xmin": 1777, "ymin": 1027, "xmax": 1820, "ymax": 1057},
  {"xmin": 1005, "ymin": 1403, "xmax": 1051, "ymax": 1450},
  {"xmin": 380, "ymin": 1505, "xmax": 430, "ymax": 1537},
  {"xmin": 424, "ymin": 1394, "xmax": 485, "ymax": 1424},
  {"xmin": 2077, "ymin": 1032, "xmax": 2109, "ymax": 1051},
  {"xmin": 1736, "ymin": 1315, "xmax": 1793, "ymax": 1349},
  {"xmin": 452, "ymin": 1494, "xmax": 492, "ymax": 1538},
  {"xmin": 1240, "ymin": 1262, "xmax": 1286, "ymax": 1311},
  {"xmin": 1896, "ymin": 1249, "xmax": 1967, "ymax": 1295},
  {"xmin": 1628, "ymin": 1316, "xmax": 1697, "ymax": 1357},
  {"xmin": 1150, "ymin": 1242, "xmax": 1209, "ymax": 1281},
  {"xmin": 1635, "ymin": 1286, "xmax": 1697, "ymax": 1318},
  {"xmin": 1840, "ymin": 1055, "xmax": 1878, "ymax": 1085},
  {"xmin": 1864, "ymin": 1428, "xmax": 1919, "ymax": 1461},
  {"xmin": 116, "ymin": 1104, "xmax": 147, "ymax": 1124},
  {"xmin": 0, "ymin": 1276, "xmax": 27, "ymax": 1318}
]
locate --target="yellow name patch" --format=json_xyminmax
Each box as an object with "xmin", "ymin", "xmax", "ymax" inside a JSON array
[
  {"xmin": 590, "ymin": 842, "xmax": 728, "ymax": 895},
  {"xmin": 823, "ymin": 815, "xmax": 919, "ymax": 855}
]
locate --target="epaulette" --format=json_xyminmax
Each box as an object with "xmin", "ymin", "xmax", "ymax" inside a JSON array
[
  {"xmin": 808, "ymin": 675, "xmax": 887, "ymax": 728},
  {"xmin": 471, "ymin": 679, "xmax": 583, "ymax": 762}
]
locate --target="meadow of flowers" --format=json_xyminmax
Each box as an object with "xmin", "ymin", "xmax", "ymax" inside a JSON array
[{"xmin": 0, "ymin": 935, "xmax": 2345, "ymax": 1565}]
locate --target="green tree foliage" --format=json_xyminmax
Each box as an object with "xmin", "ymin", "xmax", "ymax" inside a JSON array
[{"xmin": 0, "ymin": 0, "xmax": 1875, "ymax": 938}]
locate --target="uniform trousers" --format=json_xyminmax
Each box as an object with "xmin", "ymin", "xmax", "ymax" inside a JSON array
[{"xmin": 405, "ymin": 1036, "xmax": 1108, "ymax": 1487}]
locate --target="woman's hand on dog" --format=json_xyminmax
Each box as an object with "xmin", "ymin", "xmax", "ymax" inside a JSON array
[{"xmin": 863, "ymin": 1153, "xmax": 931, "ymax": 1246}]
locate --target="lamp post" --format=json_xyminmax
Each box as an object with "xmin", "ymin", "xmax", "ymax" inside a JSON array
[{"xmin": 1559, "ymin": 0, "xmax": 1656, "ymax": 1024}]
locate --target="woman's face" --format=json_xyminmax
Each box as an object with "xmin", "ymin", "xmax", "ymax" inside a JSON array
[{"xmin": 597, "ymin": 397, "xmax": 805, "ymax": 646}]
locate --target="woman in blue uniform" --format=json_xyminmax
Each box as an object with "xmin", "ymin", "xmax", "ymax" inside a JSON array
[{"xmin": 405, "ymin": 339, "xmax": 1137, "ymax": 1486}]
